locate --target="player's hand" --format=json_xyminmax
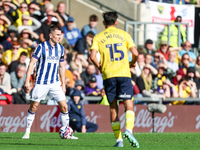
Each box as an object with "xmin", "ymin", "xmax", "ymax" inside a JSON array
[
  {"xmin": 81, "ymin": 125, "xmax": 86, "ymax": 133},
  {"xmin": 24, "ymin": 81, "xmax": 30, "ymax": 91}
]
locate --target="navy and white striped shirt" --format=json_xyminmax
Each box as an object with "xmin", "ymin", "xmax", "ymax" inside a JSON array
[{"xmin": 32, "ymin": 41, "xmax": 65, "ymax": 85}]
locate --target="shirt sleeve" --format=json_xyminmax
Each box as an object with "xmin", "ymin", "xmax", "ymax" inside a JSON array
[
  {"xmin": 60, "ymin": 45, "xmax": 65, "ymax": 62},
  {"xmin": 32, "ymin": 45, "xmax": 42, "ymax": 59},
  {"xmin": 126, "ymin": 33, "xmax": 135, "ymax": 49},
  {"xmin": 90, "ymin": 35, "xmax": 99, "ymax": 52}
]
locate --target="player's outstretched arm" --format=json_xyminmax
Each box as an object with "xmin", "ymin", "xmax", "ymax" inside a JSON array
[
  {"xmin": 24, "ymin": 57, "xmax": 38, "ymax": 91},
  {"xmin": 129, "ymin": 46, "xmax": 138, "ymax": 67},
  {"xmin": 59, "ymin": 61, "xmax": 66, "ymax": 94},
  {"xmin": 90, "ymin": 49, "xmax": 101, "ymax": 70}
]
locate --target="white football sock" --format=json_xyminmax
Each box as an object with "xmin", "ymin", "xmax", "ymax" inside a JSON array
[
  {"xmin": 60, "ymin": 111, "xmax": 69, "ymax": 126},
  {"xmin": 126, "ymin": 129, "xmax": 133, "ymax": 134},
  {"xmin": 116, "ymin": 138, "xmax": 123, "ymax": 142},
  {"xmin": 25, "ymin": 109, "xmax": 35, "ymax": 133}
]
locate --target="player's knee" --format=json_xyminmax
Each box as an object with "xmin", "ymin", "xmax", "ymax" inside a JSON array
[
  {"xmin": 30, "ymin": 104, "xmax": 39, "ymax": 112},
  {"xmin": 125, "ymin": 104, "xmax": 133, "ymax": 111},
  {"xmin": 61, "ymin": 104, "xmax": 68, "ymax": 113}
]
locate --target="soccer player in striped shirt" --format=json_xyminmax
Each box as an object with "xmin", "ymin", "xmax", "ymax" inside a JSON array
[
  {"xmin": 22, "ymin": 25, "xmax": 78, "ymax": 140},
  {"xmin": 90, "ymin": 12, "xmax": 139, "ymax": 148}
]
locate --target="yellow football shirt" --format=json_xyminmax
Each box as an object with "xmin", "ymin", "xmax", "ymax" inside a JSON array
[
  {"xmin": 1, "ymin": 48, "xmax": 28, "ymax": 66},
  {"xmin": 90, "ymin": 27, "xmax": 135, "ymax": 80}
]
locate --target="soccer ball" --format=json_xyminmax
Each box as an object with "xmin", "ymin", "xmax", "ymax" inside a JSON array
[
  {"xmin": 59, "ymin": 125, "xmax": 73, "ymax": 139},
  {"xmin": 96, "ymin": 52, "xmax": 101, "ymax": 63}
]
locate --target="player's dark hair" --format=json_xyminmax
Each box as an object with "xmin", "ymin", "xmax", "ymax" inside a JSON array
[
  {"xmin": 49, "ymin": 25, "xmax": 61, "ymax": 34},
  {"xmin": 20, "ymin": 52, "xmax": 28, "ymax": 57},
  {"xmin": 102, "ymin": 11, "xmax": 118, "ymax": 26},
  {"xmin": 89, "ymin": 14, "xmax": 98, "ymax": 21}
]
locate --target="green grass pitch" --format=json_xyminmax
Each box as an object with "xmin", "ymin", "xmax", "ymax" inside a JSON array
[{"xmin": 0, "ymin": 132, "xmax": 200, "ymax": 150}]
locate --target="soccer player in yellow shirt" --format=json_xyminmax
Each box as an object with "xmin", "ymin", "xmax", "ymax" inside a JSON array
[{"xmin": 90, "ymin": 12, "xmax": 139, "ymax": 148}]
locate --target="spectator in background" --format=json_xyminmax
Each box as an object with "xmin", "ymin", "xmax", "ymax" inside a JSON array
[
  {"xmin": 70, "ymin": 53, "xmax": 88, "ymax": 74},
  {"xmin": 0, "ymin": 9, "xmax": 11, "ymax": 33},
  {"xmin": 64, "ymin": 16, "xmax": 82, "ymax": 47},
  {"xmin": 136, "ymin": 64, "xmax": 155, "ymax": 97},
  {"xmin": 142, "ymin": 39, "xmax": 156, "ymax": 56},
  {"xmin": 0, "ymin": 45, "xmax": 3, "ymax": 59},
  {"xmin": 0, "ymin": 6, "xmax": 12, "ymax": 29},
  {"xmin": 168, "ymin": 51, "xmax": 179, "ymax": 73},
  {"xmin": 145, "ymin": 54, "xmax": 152, "ymax": 65},
  {"xmin": 150, "ymin": 52, "xmax": 168, "ymax": 69},
  {"xmin": 56, "ymin": 2, "xmax": 69, "ymax": 23},
  {"xmin": 10, "ymin": 63, "xmax": 26, "ymax": 92},
  {"xmin": 0, "ymin": 4, "xmax": 14, "ymax": 25},
  {"xmin": 66, "ymin": 69, "xmax": 82, "ymax": 96},
  {"xmin": 13, "ymin": 67, "xmax": 36, "ymax": 104},
  {"xmin": 17, "ymin": 14, "xmax": 41, "ymax": 34},
  {"xmin": 68, "ymin": 89, "xmax": 98, "ymax": 132},
  {"xmin": 179, "ymin": 40, "xmax": 196, "ymax": 66},
  {"xmin": 151, "ymin": 63, "xmax": 176, "ymax": 96},
  {"xmin": 40, "ymin": 0, "xmax": 51, "ymax": 12},
  {"xmin": 15, "ymin": 2, "xmax": 32, "ymax": 27},
  {"xmin": 8, "ymin": 52, "xmax": 27, "ymax": 73},
  {"xmin": 38, "ymin": 9, "xmax": 64, "ymax": 42},
  {"xmin": 6, "ymin": 25, "xmax": 17, "ymax": 47},
  {"xmin": 28, "ymin": 1, "xmax": 43, "ymax": 21},
  {"xmin": 195, "ymin": 55, "xmax": 200, "ymax": 78},
  {"xmin": 173, "ymin": 68, "xmax": 185, "ymax": 85},
  {"xmin": 186, "ymin": 67, "xmax": 200, "ymax": 90},
  {"xmin": 173, "ymin": 79, "xmax": 196, "ymax": 105},
  {"xmin": 157, "ymin": 41, "xmax": 169, "ymax": 60},
  {"xmin": 0, "ymin": 62, "xmax": 11, "ymax": 93},
  {"xmin": 81, "ymin": 14, "xmax": 98, "ymax": 37},
  {"xmin": 3, "ymin": 1, "xmax": 19, "ymax": 24},
  {"xmin": 161, "ymin": 16, "xmax": 186, "ymax": 48},
  {"xmin": 63, "ymin": 43, "xmax": 73, "ymax": 66},
  {"xmin": 135, "ymin": 53, "xmax": 145, "ymax": 77},
  {"xmin": 1, "ymin": 41, "xmax": 27, "ymax": 67},
  {"xmin": 74, "ymin": 31, "xmax": 94, "ymax": 60},
  {"xmin": 18, "ymin": 29, "xmax": 39, "ymax": 44},
  {"xmin": 84, "ymin": 75, "xmax": 101, "ymax": 96},
  {"xmin": 179, "ymin": 53, "xmax": 191, "ymax": 75},
  {"xmin": 69, "ymin": 79, "xmax": 85, "ymax": 100},
  {"xmin": 81, "ymin": 63, "xmax": 96, "ymax": 86}
]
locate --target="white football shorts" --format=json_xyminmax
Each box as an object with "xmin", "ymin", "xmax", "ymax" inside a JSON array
[{"xmin": 31, "ymin": 82, "xmax": 66, "ymax": 102}]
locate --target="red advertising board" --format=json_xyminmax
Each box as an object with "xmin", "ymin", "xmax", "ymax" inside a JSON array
[{"xmin": 0, "ymin": 105, "xmax": 200, "ymax": 132}]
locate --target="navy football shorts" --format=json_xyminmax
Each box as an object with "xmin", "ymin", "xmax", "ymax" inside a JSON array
[{"xmin": 103, "ymin": 77, "xmax": 133, "ymax": 104}]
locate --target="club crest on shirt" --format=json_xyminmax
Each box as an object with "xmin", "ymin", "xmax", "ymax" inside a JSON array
[
  {"xmin": 46, "ymin": 48, "xmax": 48, "ymax": 51},
  {"xmin": 34, "ymin": 96, "xmax": 38, "ymax": 99},
  {"xmin": 58, "ymin": 49, "xmax": 61, "ymax": 54}
]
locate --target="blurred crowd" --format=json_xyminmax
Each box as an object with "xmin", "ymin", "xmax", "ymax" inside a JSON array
[
  {"xmin": 0, "ymin": 0, "xmax": 199, "ymax": 105},
  {"xmin": 135, "ymin": 0, "xmax": 200, "ymax": 5}
]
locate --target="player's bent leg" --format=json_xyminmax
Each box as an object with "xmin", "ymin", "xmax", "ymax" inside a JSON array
[
  {"xmin": 123, "ymin": 100, "xmax": 139, "ymax": 148},
  {"xmin": 57, "ymin": 100, "xmax": 78, "ymax": 140},
  {"xmin": 57, "ymin": 100, "xmax": 69, "ymax": 126},
  {"xmin": 110, "ymin": 99, "xmax": 123, "ymax": 147},
  {"xmin": 22, "ymin": 101, "xmax": 40, "ymax": 139}
]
